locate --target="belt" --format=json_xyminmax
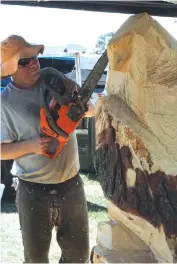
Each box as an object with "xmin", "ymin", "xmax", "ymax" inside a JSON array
[{"xmin": 18, "ymin": 173, "xmax": 80, "ymax": 192}]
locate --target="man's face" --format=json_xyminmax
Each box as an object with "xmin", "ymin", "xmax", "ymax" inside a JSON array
[{"xmin": 12, "ymin": 56, "xmax": 41, "ymax": 88}]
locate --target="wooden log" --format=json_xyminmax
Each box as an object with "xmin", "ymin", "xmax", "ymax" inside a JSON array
[
  {"xmin": 94, "ymin": 12, "xmax": 177, "ymax": 263},
  {"xmin": 97, "ymin": 220, "xmax": 153, "ymax": 252},
  {"xmin": 94, "ymin": 110, "xmax": 177, "ymax": 261},
  {"xmin": 107, "ymin": 201, "xmax": 174, "ymax": 263},
  {"xmin": 91, "ymin": 245, "xmax": 157, "ymax": 263}
]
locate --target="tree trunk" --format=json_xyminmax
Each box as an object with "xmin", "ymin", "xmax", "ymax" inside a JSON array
[
  {"xmin": 93, "ymin": 12, "xmax": 177, "ymax": 263},
  {"xmin": 94, "ymin": 101, "xmax": 177, "ymax": 262}
]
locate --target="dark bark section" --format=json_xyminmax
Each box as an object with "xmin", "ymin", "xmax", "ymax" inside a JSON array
[
  {"xmin": 94, "ymin": 129, "xmax": 177, "ymax": 238},
  {"xmin": 148, "ymin": 172, "xmax": 177, "ymax": 236}
]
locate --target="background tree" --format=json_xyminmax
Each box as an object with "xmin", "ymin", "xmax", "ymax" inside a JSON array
[{"xmin": 95, "ymin": 32, "xmax": 114, "ymax": 52}]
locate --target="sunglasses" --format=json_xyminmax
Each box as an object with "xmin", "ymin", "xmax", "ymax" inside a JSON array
[{"xmin": 18, "ymin": 56, "xmax": 37, "ymax": 67}]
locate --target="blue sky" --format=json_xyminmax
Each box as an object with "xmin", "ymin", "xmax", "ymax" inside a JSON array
[{"xmin": 0, "ymin": 4, "xmax": 176, "ymax": 50}]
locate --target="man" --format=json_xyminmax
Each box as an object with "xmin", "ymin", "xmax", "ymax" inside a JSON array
[{"xmin": 1, "ymin": 35, "xmax": 95, "ymax": 263}]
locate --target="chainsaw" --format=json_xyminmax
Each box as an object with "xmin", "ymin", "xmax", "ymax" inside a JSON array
[{"xmin": 40, "ymin": 50, "xmax": 108, "ymax": 159}]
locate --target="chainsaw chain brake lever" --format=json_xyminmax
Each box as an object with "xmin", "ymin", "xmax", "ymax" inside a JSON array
[
  {"xmin": 43, "ymin": 71, "xmax": 72, "ymax": 105},
  {"xmin": 43, "ymin": 71, "xmax": 66, "ymax": 95}
]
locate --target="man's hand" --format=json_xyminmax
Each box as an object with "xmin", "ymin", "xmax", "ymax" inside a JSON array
[
  {"xmin": 85, "ymin": 100, "xmax": 95, "ymax": 118},
  {"xmin": 26, "ymin": 136, "xmax": 53, "ymax": 155}
]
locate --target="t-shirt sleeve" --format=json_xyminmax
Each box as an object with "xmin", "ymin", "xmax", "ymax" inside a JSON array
[{"xmin": 1, "ymin": 119, "xmax": 16, "ymax": 144}]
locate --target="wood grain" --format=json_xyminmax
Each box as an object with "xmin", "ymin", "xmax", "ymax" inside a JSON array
[
  {"xmin": 105, "ymin": 13, "xmax": 177, "ymax": 175},
  {"xmin": 94, "ymin": 12, "xmax": 177, "ymax": 262}
]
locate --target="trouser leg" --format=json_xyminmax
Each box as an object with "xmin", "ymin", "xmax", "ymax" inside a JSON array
[
  {"xmin": 56, "ymin": 176, "xmax": 90, "ymax": 263},
  {"xmin": 16, "ymin": 180, "xmax": 53, "ymax": 263}
]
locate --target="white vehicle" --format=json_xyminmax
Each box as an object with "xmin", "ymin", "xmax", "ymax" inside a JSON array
[{"xmin": 90, "ymin": 89, "xmax": 107, "ymax": 105}]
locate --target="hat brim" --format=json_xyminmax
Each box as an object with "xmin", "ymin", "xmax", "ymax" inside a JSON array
[
  {"xmin": 20, "ymin": 44, "xmax": 44, "ymax": 58},
  {"xmin": 0, "ymin": 44, "xmax": 44, "ymax": 78}
]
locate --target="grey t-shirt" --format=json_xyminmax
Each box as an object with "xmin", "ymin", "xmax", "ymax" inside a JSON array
[{"xmin": 1, "ymin": 67, "xmax": 80, "ymax": 184}]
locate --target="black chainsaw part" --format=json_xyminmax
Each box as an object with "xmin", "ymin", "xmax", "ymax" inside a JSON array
[{"xmin": 44, "ymin": 72, "xmax": 66, "ymax": 96}]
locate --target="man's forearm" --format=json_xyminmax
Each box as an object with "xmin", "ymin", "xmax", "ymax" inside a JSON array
[{"xmin": 1, "ymin": 141, "xmax": 31, "ymax": 160}]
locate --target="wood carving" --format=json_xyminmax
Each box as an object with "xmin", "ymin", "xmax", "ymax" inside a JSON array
[{"xmin": 94, "ymin": 13, "xmax": 177, "ymax": 262}]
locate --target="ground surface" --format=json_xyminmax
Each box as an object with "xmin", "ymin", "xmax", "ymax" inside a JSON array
[{"xmin": 0, "ymin": 173, "xmax": 108, "ymax": 263}]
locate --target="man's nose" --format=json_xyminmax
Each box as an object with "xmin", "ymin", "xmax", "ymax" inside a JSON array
[{"xmin": 28, "ymin": 57, "xmax": 38, "ymax": 67}]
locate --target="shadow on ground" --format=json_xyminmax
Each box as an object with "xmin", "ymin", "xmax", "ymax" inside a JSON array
[
  {"xmin": 87, "ymin": 201, "xmax": 107, "ymax": 213},
  {"xmin": 1, "ymin": 202, "xmax": 17, "ymax": 213},
  {"xmin": 87, "ymin": 173, "xmax": 100, "ymax": 182}
]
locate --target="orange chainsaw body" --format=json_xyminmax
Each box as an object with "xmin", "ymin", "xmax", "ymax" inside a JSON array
[
  {"xmin": 40, "ymin": 99, "xmax": 84, "ymax": 159},
  {"xmin": 40, "ymin": 50, "xmax": 108, "ymax": 159}
]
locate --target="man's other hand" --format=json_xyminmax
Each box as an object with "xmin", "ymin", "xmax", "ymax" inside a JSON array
[
  {"xmin": 27, "ymin": 136, "xmax": 53, "ymax": 155},
  {"xmin": 85, "ymin": 100, "xmax": 95, "ymax": 118}
]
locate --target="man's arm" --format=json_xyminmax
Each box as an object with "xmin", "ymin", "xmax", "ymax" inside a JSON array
[
  {"xmin": 1, "ymin": 137, "xmax": 53, "ymax": 160},
  {"xmin": 1, "ymin": 141, "xmax": 31, "ymax": 160}
]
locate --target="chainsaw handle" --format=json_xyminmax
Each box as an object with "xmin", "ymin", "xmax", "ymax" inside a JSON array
[
  {"xmin": 43, "ymin": 90, "xmax": 68, "ymax": 139},
  {"xmin": 42, "ymin": 135, "xmax": 68, "ymax": 159},
  {"xmin": 43, "ymin": 150, "xmax": 58, "ymax": 159}
]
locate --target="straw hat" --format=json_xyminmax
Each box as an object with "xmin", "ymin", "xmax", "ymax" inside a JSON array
[{"xmin": 0, "ymin": 35, "xmax": 44, "ymax": 77}]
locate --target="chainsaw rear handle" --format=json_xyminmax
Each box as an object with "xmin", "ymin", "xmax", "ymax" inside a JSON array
[
  {"xmin": 40, "ymin": 104, "xmax": 69, "ymax": 159},
  {"xmin": 43, "ymin": 90, "xmax": 68, "ymax": 139},
  {"xmin": 42, "ymin": 136, "xmax": 67, "ymax": 159},
  {"xmin": 43, "ymin": 151, "xmax": 58, "ymax": 159}
]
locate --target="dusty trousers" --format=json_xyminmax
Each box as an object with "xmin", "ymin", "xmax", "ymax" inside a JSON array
[{"xmin": 15, "ymin": 174, "xmax": 90, "ymax": 263}]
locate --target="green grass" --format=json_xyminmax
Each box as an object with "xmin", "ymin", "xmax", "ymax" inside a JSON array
[
  {"xmin": 80, "ymin": 172, "xmax": 108, "ymax": 219},
  {"xmin": 1, "ymin": 173, "xmax": 108, "ymax": 263},
  {"xmin": 80, "ymin": 172, "xmax": 100, "ymax": 185}
]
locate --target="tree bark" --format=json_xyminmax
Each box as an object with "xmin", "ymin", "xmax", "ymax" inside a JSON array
[
  {"xmin": 93, "ymin": 12, "xmax": 177, "ymax": 263},
  {"xmin": 94, "ymin": 102, "xmax": 177, "ymax": 262}
]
